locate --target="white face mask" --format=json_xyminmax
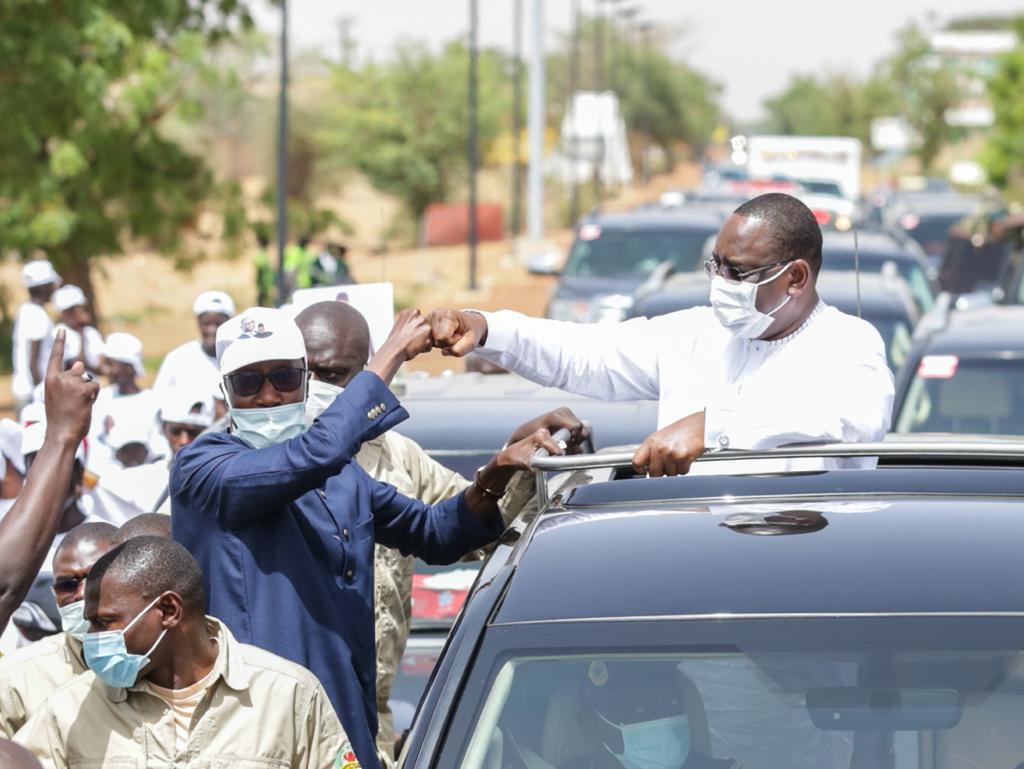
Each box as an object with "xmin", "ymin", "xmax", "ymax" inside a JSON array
[
  {"xmin": 305, "ymin": 379, "xmax": 344, "ymax": 425},
  {"xmin": 709, "ymin": 262, "xmax": 793, "ymax": 339},
  {"xmin": 597, "ymin": 712, "xmax": 690, "ymax": 769},
  {"xmin": 58, "ymin": 599, "xmax": 90, "ymax": 641},
  {"xmin": 231, "ymin": 401, "xmax": 308, "ymax": 449}
]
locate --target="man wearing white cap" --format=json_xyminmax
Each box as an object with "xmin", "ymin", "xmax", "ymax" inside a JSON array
[
  {"xmin": 153, "ymin": 290, "xmax": 235, "ymax": 392},
  {"xmin": 51, "ymin": 286, "xmax": 103, "ymax": 374},
  {"xmin": 171, "ymin": 306, "xmax": 563, "ymax": 769},
  {"xmin": 11, "ymin": 259, "xmax": 60, "ymax": 409}
]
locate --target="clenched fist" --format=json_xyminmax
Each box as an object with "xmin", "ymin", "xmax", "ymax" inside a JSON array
[
  {"xmin": 427, "ymin": 309, "xmax": 487, "ymax": 357},
  {"xmin": 367, "ymin": 309, "xmax": 434, "ymax": 384},
  {"xmin": 631, "ymin": 411, "xmax": 707, "ymax": 477}
]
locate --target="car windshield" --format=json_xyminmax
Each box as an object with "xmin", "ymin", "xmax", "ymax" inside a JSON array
[
  {"xmin": 563, "ymin": 229, "xmax": 717, "ymax": 279},
  {"xmin": 449, "ymin": 618, "xmax": 1024, "ymax": 769},
  {"xmin": 895, "ymin": 357, "xmax": 1024, "ymax": 435},
  {"xmin": 822, "ymin": 251, "xmax": 935, "ymax": 313},
  {"xmin": 903, "ymin": 214, "xmax": 964, "ymax": 253}
]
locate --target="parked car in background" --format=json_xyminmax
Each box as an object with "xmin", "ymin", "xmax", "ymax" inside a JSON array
[
  {"xmin": 886, "ymin": 193, "xmax": 979, "ymax": 269},
  {"xmin": 628, "ymin": 271, "xmax": 918, "ymax": 372},
  {"xmin": 400, "ymin": 440, "xmax": 1024, "ymax": 769},
  {"xmin": 893, "ymin": 305, "xmax": 1024, "ymax": 436},
  {"xmin": 530, "ymin": 211, "xmax": 726, "ymax": 323}
]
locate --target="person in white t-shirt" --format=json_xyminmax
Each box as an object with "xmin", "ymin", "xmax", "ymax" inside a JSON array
[
  {"xmin": 153, "ymin": 291, "xmax": 235, "ymax": 391},
  {"xmin": 0, "ymin": 420, "xmax": 25, "ymax": 521},
  {"xmin": 52, "ymin": 285, "xmax": 104, "ymax": 374},
  {"xmin": 11, "ymin": 260, "xmax": 60, "ymax": 409}
]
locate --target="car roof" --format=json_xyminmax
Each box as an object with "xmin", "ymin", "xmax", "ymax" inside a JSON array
[
  {"xmin": 821, "ymin": 229, "xmax": 916, "ymax": 257},
  {"xmin": 894, "ymin": 193, "xmax": 979, "ymax": 215},
  {"xmin": 492, "ymin": 467, "xmax": 1024, "ymax": 625},
  {"xmin": 584, "ymin": 210, "xmax": 726, "ymax": 232},
  {"xmin": 918, "ymin": 305, "xmax": 1024, "ymax": 356}
]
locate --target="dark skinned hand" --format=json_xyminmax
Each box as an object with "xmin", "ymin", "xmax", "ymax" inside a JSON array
[
  {"xmin": 506, "ymin": 407, "xmax": 590, "ymax": 455},
  {"xmin": 44, "ymin": 330, "xmax": 100, "ymax": 446},
  {"xmin": 631, "ymin": 411, "xmax": 707, "ymax": 477},
  {"xmin": 494, "ymin": 428, "xmax": 566, "ymax": 471},
  {"xmin": 427, "ymin": 309, "xmax": 487, "ymax": 357},
  {"xmin": 367, "ymin": 309, "xmax": 434, "ymax": 385}
]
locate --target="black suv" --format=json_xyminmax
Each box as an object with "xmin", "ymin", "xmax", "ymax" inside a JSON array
[{"xmin": 400, "ymin": 441, "xmax": 1024, "ymax": 769}]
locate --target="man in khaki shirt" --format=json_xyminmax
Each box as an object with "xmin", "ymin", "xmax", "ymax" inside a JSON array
[
  {"xmin": 0, "ymin": 521, "xmax": 116, "ymax": 737},
  {"xmin": 17, "ymin": 535, "xmax": 351, "ymax": 769},
  {"xmin": 297, "ymin": 301, "xmax": 588, "ymax": 762}
]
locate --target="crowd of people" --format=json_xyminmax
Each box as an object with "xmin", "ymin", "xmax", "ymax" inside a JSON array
[{"xmin": 0, "ymin": 193, "xmax": 896, "ymax": 769}]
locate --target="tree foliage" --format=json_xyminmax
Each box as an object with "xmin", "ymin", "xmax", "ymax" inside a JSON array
[
  {"xmin": 0, "ymin": 0, "xmax": 254, "ymax": 302},
  {"xmin": 981, "ymin": 18, "xmax": 1024, "ymax": 191},
  {"xmin": 316, "ymin": 42, "xmax": 510, "ymax": 222}
]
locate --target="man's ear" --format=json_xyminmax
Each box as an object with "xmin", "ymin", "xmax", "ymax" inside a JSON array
[
  {"xmin": 787, "ymin": 260, "xmax": 812, "ymax": 295},
  {"xmin": 158, "ymin": 591, "xmax": 185, "ymax": 629}
]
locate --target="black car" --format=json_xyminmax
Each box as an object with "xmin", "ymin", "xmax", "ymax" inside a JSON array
[
  {"xmin": 627, "ymin": 271, "xmax": 918, "ymax": 372},
  {"xmin": 400, "ymin": 440, "xmax": 1024, "ymax": 769},
  {"xmin": 886, "ymin": 192, "xmax": 979, "ymax": 269},
  {"xmin": 893, "ymin": 304, "xmax": 1024, "ymax": 436},
  {"xmin": 530, "ymin": 211, "xmax": 726, "ymax": 324}
]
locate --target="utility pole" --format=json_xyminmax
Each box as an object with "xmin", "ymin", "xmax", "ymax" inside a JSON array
[
  {"xmin": 593, "ymin": 0, "xmax": 603, "ymax": 92},
  {"xmin": 337, "ymin": 16, "xmax": 356, "ymax": 68},
  {"xmin": 568, "ymin": 0, "xmax": 581, "ymax": 226},
  {"xmin": 468, "ymin": 0, "xmax": 479, "ymax": 290},
  {"xmin": 275, "ymin": 0, "xmax": 289, "ymax": 306},
  {"xmin": 510, "ymin": 0, "xmax": 523, "ymax": 240},
  {"xmin": 526, "ymin": 0, "xmax": 545, "ymax": 246}
]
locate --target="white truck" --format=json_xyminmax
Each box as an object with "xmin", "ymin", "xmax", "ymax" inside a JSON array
[{"xmin": 746, "ymin": 135, "xmax": 863, "ymax": 200}]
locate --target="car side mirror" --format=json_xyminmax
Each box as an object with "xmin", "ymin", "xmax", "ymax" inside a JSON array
[{"xmin": 527, "ymin": 251, "xmax": 562, "ymax": 276}]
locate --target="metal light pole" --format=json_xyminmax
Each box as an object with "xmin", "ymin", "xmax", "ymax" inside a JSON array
[
  {"xmin": 568, "ymin": 0, "xmax": 581, "ymax": 226},
  {"xmin": 510, "ymin": 0, "xmax": 523, "ymax": 240},
  {"xmin": 593, "ymin": 0, "xmax": 603, "ymax": 92},
  {"xmin": 468, "ymin": 0, "xmax": 479, "ymax": 291},
  {"xmin": 526, "ymin": 0, "xmax": 545, "ymax": 245},
  {"xmin": 275, "ymin": 0, "xmax": 289, "ymax": 305}
]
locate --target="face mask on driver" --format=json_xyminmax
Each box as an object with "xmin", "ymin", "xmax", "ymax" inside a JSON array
[
  {"xmin": 597, "ymin": 712, "xmax": 690, "ymax": 769},
  {"xmin": 305, "ymin": 379, "xmax": 344, "ymax": 425},
  {"xmin": 709, "ymin": 262, "xmax": 793, "ymax": 339}
]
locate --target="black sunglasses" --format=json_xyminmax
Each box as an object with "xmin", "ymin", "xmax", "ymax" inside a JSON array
[
  {"xmin": 53, "ymin": 576, "xmax": 85, "ymax": 597},
  {"xmin": 226, "ymin": 367, "xmax": 308, "ymax": 398},
  {"xmin": 704, "ymin": 254, "xmax": 794, "ymax": 283}
]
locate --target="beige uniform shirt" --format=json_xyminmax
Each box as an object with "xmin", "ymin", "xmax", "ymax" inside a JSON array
[
  {"xmin": 0, "ymin": 633, "xmax": 85, "ymax": 738},
  {"xmin": 361, "ymin": 431, "xmax": 536, "ymax": 762},
  {"xmin": 16, "ymin": 618, "xmax": 353, "ymax": 769}
]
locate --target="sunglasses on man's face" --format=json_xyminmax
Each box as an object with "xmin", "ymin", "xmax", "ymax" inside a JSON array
[
  {"xmin": 53, "ymin": 576, "xmax": 85, "ymax": 598},
  {"xmin": 226, "ymin": 367, "xmax": 308, "ymax": 398}
]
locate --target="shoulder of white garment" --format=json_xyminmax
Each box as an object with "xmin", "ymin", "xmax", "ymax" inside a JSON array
[{"xmin": 813, "ymin": 304, "xmax": 887, "ymax": 354}]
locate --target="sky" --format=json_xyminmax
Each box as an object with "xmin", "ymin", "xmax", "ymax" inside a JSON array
[{"xmin": 255, "ymin": 0, "xmax": 1024, "ymax": 121}]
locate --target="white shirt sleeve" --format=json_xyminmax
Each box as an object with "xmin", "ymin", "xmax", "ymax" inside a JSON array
[
  {"xmin": 153, "ymin": 348, "xmax": 178, "ymax": 391},
  {"xmin": 475, "ymin": 310, "xmax": 661, "ymax": 401},
  {"xmin": 17, "ymin": 304, "xmax": 51, "ymax": 341},
  {"xmin": 703, "ymin": 323, "xmax": 895, "ymax": 450}
]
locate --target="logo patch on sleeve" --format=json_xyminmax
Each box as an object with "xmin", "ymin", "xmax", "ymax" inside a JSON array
[{"xmin": 334, "ymin": 742, "xmax": 361, "ymax": 769}]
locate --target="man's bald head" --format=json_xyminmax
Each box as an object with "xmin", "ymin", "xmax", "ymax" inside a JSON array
[
  {"xmin": 112, "ymin": 513, "xmax": 172, "ymax": 546},
  {"xmin": 87, "ymin": 536, "xmax": 206, "ymax": 616},
  {"xmin": 733, "ymin": 193, "xmax": 823, "ymax": 274},
  {"xmin": 54, "ymin": 521, "xmax": 117, "ymax": 563},
  {"xmin": 295, "ymin": 301, "xmax": 371, "ymax": 387},
  {"xmin": 0, "ymin": 738, "xmax": 42, "ymax": 769}
]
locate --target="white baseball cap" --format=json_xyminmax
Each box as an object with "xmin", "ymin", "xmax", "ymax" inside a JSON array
[
  {"xmin": 193, "ymin": 291, "xmax": 236, "ymax": 318},
  {"xmin": 106, "ymin": 419, "xmax": 153, "ymax": 452},
  {"xmin": 21, "ymin": 259, "xmax": 60, "ymax": 289},
  {"xmin": 21, "ymin": 420, "xmax": 86, "ymax": 462},
  {"xmin": 104, "ymin": 332, "xmax": 145, "ymax": 376},
  {"xmin": 215, "ymin": 307, "xmax": 306, "ymax": 376},
  {"xmin": 159, "ymin": 383, "xmax": 215, "ymax": 428},
  {"xmin": 53, "ymin": 285, "xmax": 87, "ymax": 312}
]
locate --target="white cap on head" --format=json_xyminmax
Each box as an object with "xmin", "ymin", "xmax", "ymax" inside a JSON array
[
  {"xmin": 216, "ymin": 307, "xmax": 306, "ymax": 376},
  {"xmin": 21, "ymin": 420, "xmax": 86, "ymax": 462},
  {"xmin": 159, "ymin": 383, "xmax": 215, "ymax": 428},
  {"xmin": 193, "ymin": 291, "xmax": 236, "ymax": 318},
  {"xmin": 21, "ymin": 259, "xmax": 60, "ymax": 289},
  {"xmin": 53, "ymin": 285, "xmax": 87, "ymax": 312},
  {"xmin": 106, "ymin": 419, "xmax": 152, "ymax": 452},
  {"xmin": 104, "ymin": 332, "xmax": 145, "ymax": 376}
]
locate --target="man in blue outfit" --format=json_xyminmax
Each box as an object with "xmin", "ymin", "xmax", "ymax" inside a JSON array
[{"xmin": 170, "ymin": 306, "xmax": 562, "ymax": 769}]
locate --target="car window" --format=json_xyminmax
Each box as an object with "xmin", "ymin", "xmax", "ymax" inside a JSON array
[
  {"xmin": 563, "ymin": 230, "xmax": 717, "ymax": 279},
  {"xmin": 454, "ymin": 647, "xmax": 1024, "ymax": 769},
  {"xmin": 870, "ymin": 318, "xmax": 913, "ymax": 371},
  {"xmin": 895, "ymin": 358, "xmax": 1024, "ymax": 435},
  {"xmin": 822, "ymin": 252, "xmax": 935, "ymax": 313}
]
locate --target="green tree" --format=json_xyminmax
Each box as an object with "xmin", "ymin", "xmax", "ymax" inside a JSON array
[
  {"xmin": 981, "ymin": 17, "xmax": 1024, "ymax": 193},
  {"xmin": 0, "ymin": 0, "xmax": 254, "ymax": 308},
  {"xmin": 316, "ymin": 42, "xmax": 510, "ymax": 223}
]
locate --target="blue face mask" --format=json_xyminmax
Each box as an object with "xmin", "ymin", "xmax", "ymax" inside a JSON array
[
  {"xmin": 58, "ymin": 599, "xmax": 90, "ymax": 641},
  {"xmin": 598, "ymin": 712, "xmax": 690, "ymax": 769},
  {"xmin": 84, "ymin": 595, "xmax": 167, "ymax": 689},
  {"xmin": 230, "ymin": 401, "xmax": 308, "ymax": 449}
]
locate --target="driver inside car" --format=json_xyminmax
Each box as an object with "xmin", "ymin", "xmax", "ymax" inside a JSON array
[{"xmin": 570, "ymin": 662, "xmax": 743, "ymax": 769}]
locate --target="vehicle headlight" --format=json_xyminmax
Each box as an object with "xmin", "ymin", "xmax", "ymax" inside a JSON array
[{"xmin": 591, "ymin": 294, "xmax": 634, "ymax": 323}]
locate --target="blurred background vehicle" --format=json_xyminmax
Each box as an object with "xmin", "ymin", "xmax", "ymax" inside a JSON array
[
  {"xmin": 886, "ymin": 192, "xmax": 980, "ymax": 270},
  {"xmin": 893, "ymin": 305, "xmax": 1024, "ymax": 436}
]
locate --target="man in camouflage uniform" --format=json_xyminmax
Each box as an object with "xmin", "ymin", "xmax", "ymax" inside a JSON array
[{"xmin": 296, "ymin": 302, "xmax": 586, "ymax": 764}]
